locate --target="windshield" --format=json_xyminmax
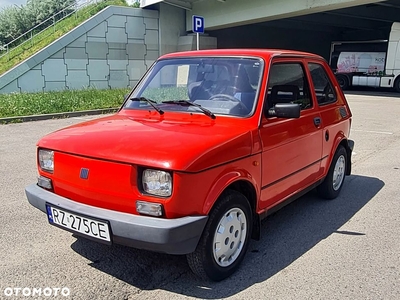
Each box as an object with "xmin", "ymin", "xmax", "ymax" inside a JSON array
[{"xmin": 124, "ymin": 57, "xmax": 263, "ymax": 117}]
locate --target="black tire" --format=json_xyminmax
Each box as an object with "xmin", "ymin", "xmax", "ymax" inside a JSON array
[
  {"xmin": 394, "ymin": 77, "xmax": 400, "ymax": 93},
  {"xmin": 318, "ymin": 145, "xmax": 347, "ymax": 200},
  {"xmin": 186, "ymin": 190, "xmax": 252, "ymax": 281},
  {"xmin": 336, "ymin": 75, "xmax": 349, "ymax": 90}
]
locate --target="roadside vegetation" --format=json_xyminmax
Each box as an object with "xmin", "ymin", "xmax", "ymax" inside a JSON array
[
  {"xmin": 0, "ymin": 88, "xmax": 130, "ymax": 118},
  {"xmin": 0, "ymin": 0, "xmax": 136, "ymax": 75}
]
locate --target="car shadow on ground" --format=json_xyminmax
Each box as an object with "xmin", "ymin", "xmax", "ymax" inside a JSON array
[{"xmin": 70, "ymin": 174, "xmax": 384, "ymax": 298}]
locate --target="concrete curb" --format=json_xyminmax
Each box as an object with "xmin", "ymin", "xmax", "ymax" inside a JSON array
[{"xmin": 0, "ymin": 108, "xmax": 118, "ymax": 124}]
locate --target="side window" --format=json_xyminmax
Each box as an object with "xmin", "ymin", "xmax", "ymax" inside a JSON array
[
  {"xmin": 267, "ymin": 63, "xmax": 312, "ymax": 111},
  {"xmin": 308, "ymin": 63, "xmax": 337, "ymax": 105}
]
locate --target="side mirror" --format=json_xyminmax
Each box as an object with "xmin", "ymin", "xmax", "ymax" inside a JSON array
[{"xmin": 267, "ymin": 103, "xmax": 300, "ymax": 118}]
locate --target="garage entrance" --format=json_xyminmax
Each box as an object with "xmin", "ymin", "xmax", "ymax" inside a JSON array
[{"xmin": 211, "ymin": 0, "xmax": 400, "ymax": 61}]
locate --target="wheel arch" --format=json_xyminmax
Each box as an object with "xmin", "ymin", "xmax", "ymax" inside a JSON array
[
  {"xmin": 325, "ymin": 131, "xmax": 351, "ymax": 175},
  {"xmin": 227, "ymin": 180, "xmax": 261, "ymax": 240},
  {"xmin": 203, "ymin": 177, "xmax": 260, "ymax": 241},
  {"xmin": 339, "ymin": 138, "xmax": 353, "ymax": 175},
  {"xmin": 330, "ymin": 135, "xmax": 352, "ymax": 176}
]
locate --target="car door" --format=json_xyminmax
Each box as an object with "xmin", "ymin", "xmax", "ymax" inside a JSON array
[
  {"xmin": 307, "ymin": 60, "xmax": 346, "ymax": 173},
  {"xmin": 259, "ymin": 59, "xmax": 324, "ymax": 210}
]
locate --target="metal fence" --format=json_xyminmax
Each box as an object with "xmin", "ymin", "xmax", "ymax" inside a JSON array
[{"xmin": 0, "ymin": 0, "xmax": 104, "ymax": 61}]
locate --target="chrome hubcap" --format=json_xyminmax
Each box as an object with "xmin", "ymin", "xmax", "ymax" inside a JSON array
[
  {"xmin": 213, "ymin": 208, "xmax": 247, "ymax": 267},
  {"xmin": 333, "ymin": 155, "xmax": 345, "ymax": 191}
]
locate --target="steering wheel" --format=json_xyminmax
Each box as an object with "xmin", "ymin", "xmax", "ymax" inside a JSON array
[
  {"xmin": 209, "ymin": 94, "xmax": 240, "ymax": 102},
  {"xmin": 209, "ymin": 93, "xmax": 250, "ymax": 115}
]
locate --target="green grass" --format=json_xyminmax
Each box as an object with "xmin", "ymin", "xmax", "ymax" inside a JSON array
[
  {"xmin": 142, "ymin": 87, "xmax": 189, "ymax": 102},
  {"xmin": 0, "ymin": 0, "xmax": 129, "ymax": 76},
  {"xmin": 0, "ymin": 88, "xmax": 130, "ymax": 118}
]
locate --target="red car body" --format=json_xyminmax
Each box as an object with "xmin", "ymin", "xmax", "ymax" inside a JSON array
[{"xmin": 26, "ymin": 49, "xmax": 353, "ymax": 281}]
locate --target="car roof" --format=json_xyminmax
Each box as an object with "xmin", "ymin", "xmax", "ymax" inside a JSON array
[{"xmin": 159, "ymin": 49, "xmax": 325, "ymax": 61}]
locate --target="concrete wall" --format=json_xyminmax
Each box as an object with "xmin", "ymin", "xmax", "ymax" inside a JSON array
[
  {"xmin": 186, "ymin": 0, "xmax": 385, "ymax": 30},
  {"xmin": 0, "ymin": 6, "xmax": 159, "ymax": 94},
  {"xmin": 157, "ymin": 3, "xmax": 186, "ymax": 55}
]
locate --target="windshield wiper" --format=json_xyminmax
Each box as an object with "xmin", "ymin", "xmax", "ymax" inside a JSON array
[
  {"xmin": 130, "ymin": 97, "xmax": 164, "ymax": 115},
  {"xmin": 162, "ymin": 100, "xmax": 216, "ymax": 119}
]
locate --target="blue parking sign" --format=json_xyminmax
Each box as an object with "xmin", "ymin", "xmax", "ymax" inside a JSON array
[{"xmin": 192, "ymin": 15, "xmax": 204, "ymax": 33}]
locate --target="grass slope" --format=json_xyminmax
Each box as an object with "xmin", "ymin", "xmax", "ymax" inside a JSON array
[{"xmin": 0, "ymin": 0, "xmax": 128, "ymax": 76}]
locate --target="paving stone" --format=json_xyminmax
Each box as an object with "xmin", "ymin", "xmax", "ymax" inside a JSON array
[
  {"xmin": 127, "ymin": 42, "xmax": 146, "ymax": 59},
  {"xmin": 108, "ymin": 43, "xmax": 127, "ymax": 50},
  {"xmin": 128, "ymin": 60, "xmax": 147, "ymax": 81},
  {"xmin": 66, "ymin": 59, "xmax": 88, "ymax": 70},
  {"xmin": 65, "ymin": 47, "xmax": 88, "ymax": 59},
  {"xmin": 50, "ymin": 49, "xmax": 66, "ymax": 59},
  {"xmin": 44, "ymin": 81, "xmax": 67, "ymax": 91},
  {"xmin": 126, "ymin": 17, "xmax": 145, "ymax": 39},
  {"xmin": 87, "ymin": 22, "xmax": 107, "ymax": 37},
  {"xmin": 87, "ymin": 37, "xmax": 106, "ymax": 43},
  {"xmin": 87, "ymin": 60, "xmax": 110, "ymax": 81},
  {"xmin": 145, "ymin": 50, "xmax": 159, "ymax": 60},
  {"xmin": 42, "ymin": 59, "xmax": 67, "ymax": 82},
  {"xmin": 108, "ymin": 59, "xmax": 129, "ymax": 70},
  {"xmin": 86, "ymin": 42, "xmax": 108, "ymax": 59},
  {"xmin": 109, "ymin": 70, "xmax": 129, "ymax": 88},
  {"xmin": 145, "ymin": 30, "xmax": 159, "ymax": 50},
  {"xmin": 106, "ymin": 27, "xmax": 128, "ymax": 44},
  {"xmin": 0, "ymin": 80, "xmax": 20, "ymax": 94},
  {"xmin": 68, "ymin": 35, "xmax": 87, "ymax": 48},
  {"xmin": 89, "ymin": 80, "xmax": 110, "ymax": 89},
  {"xmin": 144, "ymin": 17, "xmax": 158, "ymax": 30},
  {"xmin": 108, "ymin": 49, "xmax": 128, "ymax": 60},
  {"xmin": 66, "ymin": 70, "xmax": 90, "ymax": 89},
  {"xmin": 18, "ymin": 70, "xmax": 44, "ymax": 92},
  {"xmin": 107, "ymin": 15, "xmax": 127, "ymax": 28}
]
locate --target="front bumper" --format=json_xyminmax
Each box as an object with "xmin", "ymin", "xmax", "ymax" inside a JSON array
[{"xmin": 25, "ymin": 184, "xmax": 208, "ymax": 255}]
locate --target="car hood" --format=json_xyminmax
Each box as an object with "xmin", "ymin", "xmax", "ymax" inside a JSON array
[{"xmin": 38, "ymin": 113, "xmax": 254, "ymax": 172}]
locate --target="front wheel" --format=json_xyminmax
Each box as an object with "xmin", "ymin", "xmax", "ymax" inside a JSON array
[
  {"xmin": 186, "ymin": 190, "xmax": 252, "ymax": 281},
  {"xmin": 318, "ymin": 145, "xmax": 347, "ymax": 200}
]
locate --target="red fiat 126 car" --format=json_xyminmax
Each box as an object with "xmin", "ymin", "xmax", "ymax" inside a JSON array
[{"xmin": 26, "ymin": 49, "xmax": 354, "ymax": 281}]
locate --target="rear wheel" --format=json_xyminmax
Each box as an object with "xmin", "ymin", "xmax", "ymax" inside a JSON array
[
  {"xmin": 336, "ymin": 75, "xmax": 349, "ymax": 90},
  {"xmin": 186, "ymin": 190, "xmax": 252, "ymax": 281},
  {"xmin": 394, "ymin": 77, "xmax": 400, "ymax": 93},
  {"xmin": 318, "ymin": 145, "xmax": 347, "ymax": 200}
]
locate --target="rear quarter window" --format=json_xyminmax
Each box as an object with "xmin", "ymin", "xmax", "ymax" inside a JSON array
[{"xmin": 308, "ymin": 63, "xmax": 337, "ymax": 106}]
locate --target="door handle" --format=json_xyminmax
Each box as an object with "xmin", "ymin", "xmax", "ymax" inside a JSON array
[{"xmin": 314, "ymin": 117, "xmax": 321, "ymax": 127}]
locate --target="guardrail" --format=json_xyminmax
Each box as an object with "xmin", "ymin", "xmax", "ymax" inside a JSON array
[{"xmin": 0, "ymin": 0, "xmax": 104, "ymax": 61}]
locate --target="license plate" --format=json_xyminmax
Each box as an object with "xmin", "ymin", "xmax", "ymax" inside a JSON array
[{"xmin": 46, "ymin": 204, "xmax": 111, "ymax": 243}]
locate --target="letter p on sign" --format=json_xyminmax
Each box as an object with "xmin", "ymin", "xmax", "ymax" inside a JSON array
[{"xmin": 192, "ymin": 15, "xmax": 204, "ymax": 33}]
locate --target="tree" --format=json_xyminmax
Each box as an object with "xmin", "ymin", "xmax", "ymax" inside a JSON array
[{"xmin": 0, "ymin": 0, "xmax": 77, "ymax": 46}]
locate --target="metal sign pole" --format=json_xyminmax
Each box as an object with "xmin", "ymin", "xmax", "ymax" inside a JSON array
[{"xmin": 193, "ymin": 15, "xmax": 204, "ymax": 51}]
